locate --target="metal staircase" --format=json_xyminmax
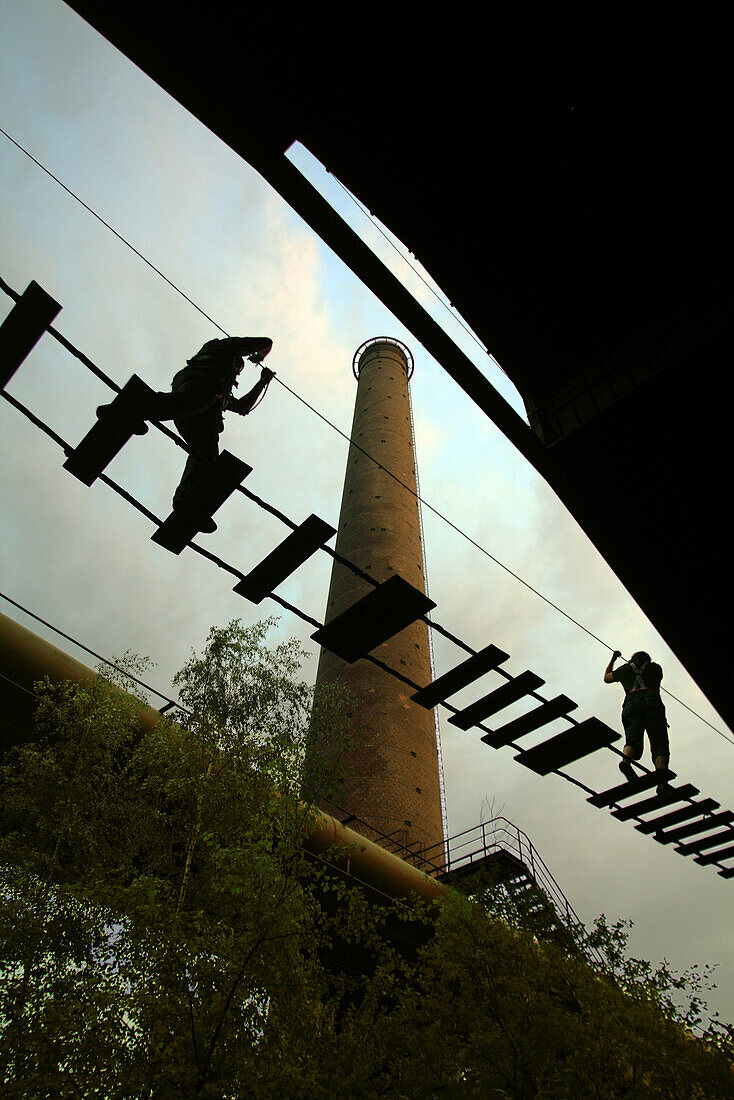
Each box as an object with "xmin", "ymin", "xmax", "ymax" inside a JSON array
[{"xmin": 433, "ymin": 817, "xmax": 590, "ymax": 955}]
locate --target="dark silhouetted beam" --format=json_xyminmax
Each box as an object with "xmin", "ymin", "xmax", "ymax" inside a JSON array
[
  {"xmin": 695, "ymin": 844, "xmax": 734, "ymax": 866},
  {"xmin": 588, "ymin": 769, "xmax": 676, "ymax": 808},
  {"xmin": 448, "ymin": 670, "xmax": 545, "ymax": 731},
  {"xmin": 411, "ymin": 643, "xmax": 509, "ymax": 709},
  {"xmin": 152, "ymin": 451, "xmax": 251, "ymax": 554},
  {"xmin": 482, "ymin": 695, "xmax": 577, "ymax": 750},
  {"xmin": 635, "ymin": 799, "xmax": 720, "ymax": 834},
  {"xmin": 63, "ymin": 375, "xmax": 153, "ymax": 486},
  {"xmin": 674, "ymin": 829, "xmax": 734, "ymax": 856},
  {"xmin": 515, "ymin": 715, "xmax": 619, "ymax": 775},
  {"xmin": 654, "ymin": 809, "xmax": 734, "ymax": 845},
  {"xmin": 611, "ymin": 784, "xmax": 700, "ymax": 822},
  {"xmin": 233, "ymin": 514, "xmax": 335, "ymax": 603},
  {"xmin": 311, "ymin": 575, "xmax": 435, "ymax": 663},
  {"xmin": 0, "ymin": 280, "xmax": 61, "ymax": 389}
]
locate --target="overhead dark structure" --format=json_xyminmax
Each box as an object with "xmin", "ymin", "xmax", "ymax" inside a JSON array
[{"xmin": 63, "ymin": 4, "xmax": 734, "ymax": 733}]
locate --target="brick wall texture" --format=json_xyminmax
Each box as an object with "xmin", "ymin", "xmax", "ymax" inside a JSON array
[{"xmin": 309, "ymin": 341, "xmax": 445, "ymax": 869}]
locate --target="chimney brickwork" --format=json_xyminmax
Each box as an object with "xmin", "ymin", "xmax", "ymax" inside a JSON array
[{"xmin": 310, "ymin": 339, "xmax": 445, "ymax": 869}]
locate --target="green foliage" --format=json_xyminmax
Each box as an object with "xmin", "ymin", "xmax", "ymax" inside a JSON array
[
  {"xmin": 352, "ymin": 893, "xmax": 734, "ymax": 1099},
  {"xmin": 1, "ymin": 617, "xmax": 732, "ymax": 1098},
  {"xmin": 464, "ymin": 868, "xmax": 734, "ymax": 1057},
  {"xmin": 576, "ymin": 913, "xmax": 729, "ymax": 1038},
  {"xmin": 0, "ymin": 619, "xmax": 358, "ymax": 1097}
]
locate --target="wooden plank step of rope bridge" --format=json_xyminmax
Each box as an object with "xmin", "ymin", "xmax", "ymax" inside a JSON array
[
  {"xmin": 481, "ymin": 695, "xmax": 578, "ymax": 750},
  {"xmin": 411, "ymin": 643, "xmax": 510, "ymax": 709},
  {"xmin": 673, "ymin": 827, "xmax": 734, "ymax": 857},
  {"xmin": 611, "ymin": 784, "xmax": 700, "ymax": 822},
  {"xmin": 515, "ymin": 716, "xmax": 620, "ymax": 775},
  {"xmin": 63, "ymin": 375, "xmax": 154, "ymax": 486},
  {"xmin": 695, "ymin": 844, "xmax": 734, "ymax": 868},
  {"xmin": 152, "ymin": 451, "xmax": 251, "ymax": 554},
  {"xmin": 233, "ymin": 514, "xmax": 335, "ymax": 603},
  {"xmin": 311, "ymin": 574, "xmax": 435, "ymax": 663},
  {"xmin": 448, "ymin": 670, "xmax": 544, "ymax": 731},
  {"xmin": 0, "ymin": 280, "xmax": 60, "ymax": 390},
  {"xmin": 653, "ymin": 809, "xmax": 734, "ymax": 845},
  {"xmin": 634, "ymin": 799, "xmax": 720, "ymax": 835},
  {"xmin": 587, "ymin": 768, "xmax": 676, "ymax": 808}
]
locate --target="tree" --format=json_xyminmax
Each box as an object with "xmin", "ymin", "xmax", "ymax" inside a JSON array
[
  {"xmin": 358, "ymin": 891, "xmax": 734, "ymax": 1098},
  {"xmin": 0, "ymin": 618, "xmax": 366, "ymax": 1097},
  {"xmin": 1, "ymin": 618, "xmax": 733, "ymax": 1098}
]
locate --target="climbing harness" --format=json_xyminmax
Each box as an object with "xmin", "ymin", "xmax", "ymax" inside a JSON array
[{"xmin": 629, "ymin": 654, "xmax": 650, "ymax": 692}]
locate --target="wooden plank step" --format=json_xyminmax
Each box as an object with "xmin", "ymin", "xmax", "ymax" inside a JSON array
[
  {"xmin": 411, "ymin": 643, "xmax": 509, "ymax": 709},
  {"xmin": 717, "ymin": 867, "xmax": 734, "ymax": 878},
  {"xmin": 482, "ymin": 695, "xmax": 577, "ymax": 749},
  {"xmin": 448, "ymin": 670, "xmax": 545, "ymax": 731},
  {"xmin": 654, "ymin": 809, "xmax": 734, "ymax": 845},
  {"xmin": 311, "ymin": 574, "xmax": 435, "ymax": 663},
  {"xmin": 63, "ymin": 375, "xmax": 154, "ymax": 486},
  {"xmin": 674, "ymin": 828, "xmax": 734, "ymax": 856},
  {"xmin": 0, "ymin": 280, "xmax": 61, "ymax": 389},
  {"xmin": 515, "ymin": 715, "xmax": 619, "ymax": 775},
  {"xmin": 611, "ymin": 784, "xmax": 699, "ymax": 822},
  {"xmin": 635, "ymin": 799, "xmax": 720, "ymax": 835},
  {"xmin": 695, "ymin": 844, "xmax": 734, "ymax": 867},
  {"xmin": 588, "ymin": 768, "xmax": 676, "ymax": 808},
  {"xmin": 152, "ymin": 450, "xmax": 251, "ymax": 554},
  {"xmin": 233, "ymin": 514, "xmax": 335, "ymax": 603}
]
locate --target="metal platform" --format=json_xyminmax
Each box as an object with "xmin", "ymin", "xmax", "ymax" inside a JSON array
[
  {"xmin": 436, "ymin": 819, "xmax": 585, "ymax": 955},
  {"xmin": 654, "ymin": 809, "xmax": 734, "ymax": 845}
]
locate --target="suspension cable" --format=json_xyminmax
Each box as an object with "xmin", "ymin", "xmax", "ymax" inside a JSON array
[{"xmin": 0, "ymin": 128, "xmax": 730, "ymax": 744}]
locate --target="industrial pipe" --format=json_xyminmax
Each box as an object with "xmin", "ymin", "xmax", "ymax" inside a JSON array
[{"xmin": 0, "ymin": 608, "xmax": 448, "ymax": 905}]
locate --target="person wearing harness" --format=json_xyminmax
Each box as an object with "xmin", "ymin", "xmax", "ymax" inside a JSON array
[
  {"xmin": 97, "ymin": 336, "xmax": 275, "ymax": 533},
  {"xmin": 604, "ymin": 650, "xmax": 671, "ymax": 793}
]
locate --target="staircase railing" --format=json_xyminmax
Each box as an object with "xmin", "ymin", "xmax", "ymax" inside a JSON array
[
  {"xmin": 328, "ymin": 801, "xmax": 597, "ymax": 960},
  {"xmin": 423, "ymin": 816, "xmax": 592, "ymax": 952}
]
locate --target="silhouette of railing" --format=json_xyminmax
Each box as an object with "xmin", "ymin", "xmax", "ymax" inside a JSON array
[
  {"xmin": 327, "ymin": 800, "xmax": 592, "ymax": 955},
  {"xmin": 434, "ymin": 817, "xmax": 584, "ymax": 932}
]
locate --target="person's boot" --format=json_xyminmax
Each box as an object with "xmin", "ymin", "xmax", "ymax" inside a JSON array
[
  {"xmin": 618, "ymin": 758, "xmax": 636, "ymax": 782},
  {"xmin": 96, "ymin": 403, "xmax": 148, "ymax": 435},
  {"xmin": 656, "ymin": 772, "xmax": 671, "ymax": 797},
  {"xmin": 171, "ymin": 498, "xmax": 217, "ymax": 534}
]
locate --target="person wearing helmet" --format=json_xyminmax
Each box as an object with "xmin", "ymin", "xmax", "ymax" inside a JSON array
[
  {"xmin": 604, "ymin": 649, "xmax": 671, "ymax": 793},
  {"xmin": 97, "ymin": 336, "xmax": 274, "ymax": 532}
]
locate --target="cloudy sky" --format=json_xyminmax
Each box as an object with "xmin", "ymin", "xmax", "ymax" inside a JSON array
[{"xmin": 3, "ymin": 0, "xmax": 733, "ymax": 1025}]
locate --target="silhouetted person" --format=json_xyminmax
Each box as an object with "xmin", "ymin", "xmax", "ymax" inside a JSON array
[
  {"xmin": 604, "ymin": 650, "xmax": 671, "ymax": 793},
  {"xmin": 98, "ymin": 336, "xmax": 274, "ymax": 532}
]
